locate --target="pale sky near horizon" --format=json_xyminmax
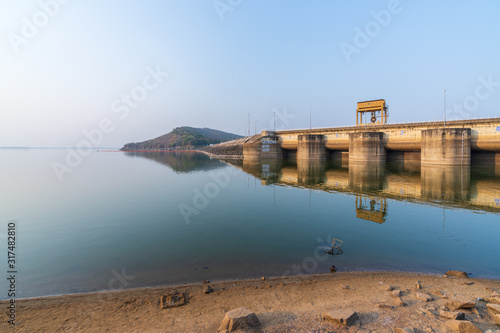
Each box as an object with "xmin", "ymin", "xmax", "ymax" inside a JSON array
[{"xmin": 1, "ymin": 0, "xmax": 499, "ymax": 147}]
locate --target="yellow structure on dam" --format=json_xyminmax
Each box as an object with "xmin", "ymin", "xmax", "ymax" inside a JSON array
[{"xmin": 356, "ymin": 99, "xmax": 388, "ymax": 125}]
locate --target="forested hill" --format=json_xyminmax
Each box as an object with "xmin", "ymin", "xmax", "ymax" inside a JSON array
[{"xmin": 121, "ymin": 127, "xmax": 242, "ymax": 150}]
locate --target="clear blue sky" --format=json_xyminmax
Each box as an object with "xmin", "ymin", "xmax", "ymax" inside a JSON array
[{"xmin": 1, "ymin": 0, "xmax": 499, "ymax": 147}]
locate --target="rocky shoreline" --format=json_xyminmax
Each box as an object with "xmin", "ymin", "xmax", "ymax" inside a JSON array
[
  {"xmin": 198, "ymin": 150, "xmax": 243, "ymax": 160},
  {"xmin": 2, "ymin": 271, "xmax": 500, "ymax": 332}
]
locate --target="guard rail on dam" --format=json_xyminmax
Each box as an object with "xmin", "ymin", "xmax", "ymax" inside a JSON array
[{"xmin": 243, "ymin": 118, "xmax": 500, "ymax": 165}]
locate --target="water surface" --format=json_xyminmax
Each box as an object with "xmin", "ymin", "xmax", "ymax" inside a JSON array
[{"xmin": 1, "ymin": 150, "xmax": 499, "ymax": 299}]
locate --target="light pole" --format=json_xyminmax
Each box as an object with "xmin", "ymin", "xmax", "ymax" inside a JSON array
[
  {"xmin": 309, "ymin": 108, "xmax": 312, "ymax": 134},
  {"xmin": 444, "ymin": 89, "xmax": 446, "ymax": 128},
  {"xmin": 273, "ymin": 111, "xmax": 276, "ymax": 131}
]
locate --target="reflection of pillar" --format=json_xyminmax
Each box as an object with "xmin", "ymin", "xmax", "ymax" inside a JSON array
[
  {"xmin": 349, "ymin": 132, "xmax": 386, "ymax": 162},
  {"xmin": 421, "ymin": 128, "xmax": 471, "ymax": 165},
  {"xmin": 242, "ymin": 159, "xmax": 264, "ymax": 177},
  {"xmin": 297, "ymin": 160, "xmax": 327, "ymax": 185},
  {"xmin": 349, "ymin": 161, "xmax": 385, "ymax": 192},
  {"xmin": 421, "ymin": 165, "xmax": 470, "ymax": 201},
  {"xmin": 243, "ymin": 131, "xmax": 284, "ymax": 160},
  {"xmin": 297, "ymin": 134, "xmax": 327, "ymax": 160},
  {"xmin": 242, "ymin": 158, "xmax": 283, "ymax": 183}
]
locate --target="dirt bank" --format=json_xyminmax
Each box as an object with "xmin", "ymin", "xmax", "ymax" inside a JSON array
[{"xmin": 2, "ymin": 271, "xmax": 500, "ymax": 332}]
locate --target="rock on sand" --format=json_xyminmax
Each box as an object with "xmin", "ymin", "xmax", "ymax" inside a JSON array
[
  {"xmin": 446, "ymin": 271, "xmax": 469, "ymax": 278},
  {"xmin": 218, "ymin": 307, "xmax": 260, "ymax": 332},
  {"xmin": 445, "ymin": 319, "xmax": 481, "ymax": 333},
  {"xmin": 446, "ymin": 295, "xmax": 476, "ymax": 311},
  {"xmin": 321, "ymin": 309, "xmax": 359, "ymax": 326}
]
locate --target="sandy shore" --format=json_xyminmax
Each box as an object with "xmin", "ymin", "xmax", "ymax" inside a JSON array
[{"xmin": 1, "ymin": 271, "xmax": 500, "ymax": 332}]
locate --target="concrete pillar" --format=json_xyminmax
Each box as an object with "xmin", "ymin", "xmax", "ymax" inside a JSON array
[
  {"xmin": 349, "ymin": 132, "xmax": 386, "ymax": 162},
  {"xmin": 243, "ymin": 132, "xmax": 283, "ymax": 160},
  {"xmin": 297, "ymin": 134, "xmax": 327, "ymax": 160},
  {"xmin": 421, "ymin": 128, "xmax": 471, "ymax": 165}
]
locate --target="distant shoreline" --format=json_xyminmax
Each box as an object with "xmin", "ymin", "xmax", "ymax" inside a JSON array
[{"xmin": 0, "ymin": 147, "xmax": 120, "ymax": 150}]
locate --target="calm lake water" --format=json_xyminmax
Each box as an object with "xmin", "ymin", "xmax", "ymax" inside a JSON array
[{"xmin": 1, "ymin": 149, "xmax": 500, "ymax": 299}]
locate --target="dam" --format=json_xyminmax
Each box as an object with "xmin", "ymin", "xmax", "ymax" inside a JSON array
[{"xmin": 242, "ymin": 118, "xmax": 500, "ymax": 166}]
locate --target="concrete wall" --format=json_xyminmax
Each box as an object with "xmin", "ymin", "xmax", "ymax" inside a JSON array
[
  {"xmin": 349, "ymin": 132, "xmax": 386, "ymax": 162},
  {"xmin": 297, "ymin": 134, "xmax": 327, "ymax": 160}
]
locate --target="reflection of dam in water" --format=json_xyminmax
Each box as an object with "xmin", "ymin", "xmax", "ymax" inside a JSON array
[{"xmin": 239, "ymin": 159, "xmax": 500, "ymax": 219}]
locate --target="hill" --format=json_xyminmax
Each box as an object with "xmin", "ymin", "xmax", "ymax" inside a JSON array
[{"xmin": 121, "ymin": 127, "xmax": 243, "ymax": 150}]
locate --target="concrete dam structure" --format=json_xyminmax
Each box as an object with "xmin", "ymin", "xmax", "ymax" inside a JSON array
[{"xmin": 243, "ymin": 118, "xmax": 500, "ymax": 166}]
